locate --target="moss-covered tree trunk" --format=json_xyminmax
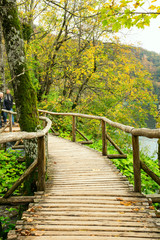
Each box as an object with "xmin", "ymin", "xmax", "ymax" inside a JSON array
[
  {"xmin": 0, "ymin": 20, "xmax": 5, "ymax": 91},
  {"xmin": 0, "ymin": 0, "xmax": 39, "ymax": 194}
]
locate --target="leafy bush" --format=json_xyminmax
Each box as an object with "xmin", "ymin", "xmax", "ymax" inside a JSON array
[
  {"xmin": 0, "ymin": 149, "xmax": 25, "ymax": 239},
  {"xmin": 0, "ymin": 149, "xmax": 25, "ymax": 197},
  {"xmin": 0, "ymin": 209, "xmax": 18, "ymax": 237}
]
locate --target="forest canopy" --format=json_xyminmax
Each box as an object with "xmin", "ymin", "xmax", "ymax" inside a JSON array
[{"xmin": 0, "ymin": 0, "xmax": 159, "ymax": 129}]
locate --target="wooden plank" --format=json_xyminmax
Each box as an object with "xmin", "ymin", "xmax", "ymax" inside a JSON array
[
  {"xmin": 34, "ymin": 199, "xmax": 148, "ymax": 204},
  {"xmin": 16, "ymin": 220, "xmax": 155, "ymax": 227},
  {"xmin": 33, "ymin": 202, "xmax": 145, "ymax": 208},
  {"xmin": 15, "ymin": 237, "xmax": 160, "ymax": 240},
  {"xmin": 22, "ymin": 211, "xmax": 150, "ymax": 217},
  {"xmin": 9, "ymin": 135, "xmax": 160, "ymax": 239},
  {"xmin": 21, "ymin": 215, "xmax": 154, "ymax": 223},
  {"xmin": 32, "ymin": 205, "xmax": 147, "ymax": 212},
  {"xmin": 15, "ymin": 230, "xmax": 160, "ymax": 238},
  {"xmin": 15, "ymin": 224, "xmax": 160, "ymax": 233}
]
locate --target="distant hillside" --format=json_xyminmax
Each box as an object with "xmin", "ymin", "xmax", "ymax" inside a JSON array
[
  {"xmin": 132, "ymin": 47, "xmax": 160, "ymax": 98},
  {"xmin": 131, "ymin": 47, "xmax": 160, "ymax": 128}
]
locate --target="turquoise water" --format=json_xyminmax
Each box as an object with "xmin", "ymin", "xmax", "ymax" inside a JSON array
[{"xmin": 139, "ymin": 137, "xmax": 158, "ymax": 160}]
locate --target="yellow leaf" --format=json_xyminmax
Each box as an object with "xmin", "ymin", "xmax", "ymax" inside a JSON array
[
  {"xmin": 133, "ymin": 2, "xmax": 140, "ymax": 8},
  {"xmin": 120, "ymin": 201, "xmax": 132, "ymax": 206},
  {"xmin": 133, "ymin": 208, "xmax": 140, "ymax": 212},
  {"xmin": 149, "ymin": 5, "xmax": 156, "ymax": 10},
  {"xmin": 116, "ymin": 197, "xmax": 123, "ymax": 201}
]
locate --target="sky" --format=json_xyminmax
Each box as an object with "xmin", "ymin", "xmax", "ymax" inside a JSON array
[{"xmin": 119, "ymin": 7, "xmax": 160, "ymax": 54}]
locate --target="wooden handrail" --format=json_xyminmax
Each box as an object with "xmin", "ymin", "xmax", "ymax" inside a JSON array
[
  {"xmin": 38, "ymin": 109, "xmax": 160, "ymax": 138},
  {"xmin": 2, "ymin": 109, "xmax": 17, "ymax": 114},
  {"xmin": 38, "ymin": 109, "xmax": 160, "ymax": 195},
  {"xmin": 0, "ymin": 116, "xmax": 52, "ymax": 144},
  {"xmin": 0, "ymin": 116, "xmax": 52, "ymax": 197},
  {"xmin": 1, "ymin": 109, "xmax": 159, "ymax": 197}
]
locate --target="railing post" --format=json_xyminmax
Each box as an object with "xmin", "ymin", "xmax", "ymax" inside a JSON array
[
  {"xmin": 132, "ymin": 135, "xmax": 141, "ymax": 193},
  {"xmin": 43, "ymin": 113, "xmax": 47, "ymax": 128},
  {"xmin": 37, "ymin": 135, "xmax": 46, "ymax": 191},
  {"xmin": 72, "ymin": 116, "xmax": 76, "ymax": 142},
  {"xmin": 101, "ymin": 120, "xmax": 107, "ymax": 156},
  {"xmin": 9, "ymin": 113, "xmax": 12, "ymax": 132}
]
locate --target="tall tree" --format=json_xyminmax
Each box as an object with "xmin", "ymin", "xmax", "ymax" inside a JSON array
[
  {"xmin": 0, "ymin": 0, "xmax": 39, "ymax": 131},
  {"xmin": 0, "ymin": 0, "xmax": 39, "ymax": 194},
  {"xmin": 0, "ymin": 20, "xmax": 5, "ymax": 91}
]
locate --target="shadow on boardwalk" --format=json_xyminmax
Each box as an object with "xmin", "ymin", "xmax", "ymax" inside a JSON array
[{"xmin": 8, "ymin": 135, "xmax": 160, "ymax": 239}]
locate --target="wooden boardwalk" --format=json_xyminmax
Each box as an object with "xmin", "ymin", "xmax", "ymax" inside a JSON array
[{"xmin": 9, "ymin": 135, "xmax": 160, "ymax": 239}]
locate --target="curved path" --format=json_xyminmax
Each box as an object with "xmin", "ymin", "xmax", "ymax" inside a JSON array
[{"xmin": 8, "ymin": 135, "xmax": 160, "ymax": 239}]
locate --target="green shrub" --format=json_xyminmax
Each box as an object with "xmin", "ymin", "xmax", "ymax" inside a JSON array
[{"xmin": 0, "ymin": 149, "xmax": 25, "ymax": 197}]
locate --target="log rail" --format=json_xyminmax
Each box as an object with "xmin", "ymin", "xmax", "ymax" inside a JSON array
[
  {"xmin": 39, "ymin": 109, "xmax": 160, "ymax": 197},
  {"xmin": 0, "ymin": 115, "xmax": 52, "ymax": 203},
  {"xmin": 0, "ymin": 109, "xmax": 160, "ymax": 202}
]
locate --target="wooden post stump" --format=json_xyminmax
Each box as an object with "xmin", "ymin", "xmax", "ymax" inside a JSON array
[
  {"xmin": 72, "ymin": 116, "xmax": 76, "ymax": 142},
  {"xmin": 101, "ymin": 120, "xmax": 107, "ymax": 156},
  {"xmin": 37, "ymin": 136, "xmax": 46, "ymax": 191},
  {"xmin": 132, "ymin": 135, "xmax": 141, "ymax": 193},
  {"xmin": 9, "ymin": 113, "xmax": 12, "ymax": 132}
]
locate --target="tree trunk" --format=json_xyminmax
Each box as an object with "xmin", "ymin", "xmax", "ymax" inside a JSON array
[
  {"xmin": 0, "ymin": 0, "xmax": 39, "ymax": 131},
  {"xmin": 0, "ymin": 20, "xmax": 5, "ymax": 91},
  {"xmin": 0, "ymin": 0, "xmax": 39, "ymax": 195}
]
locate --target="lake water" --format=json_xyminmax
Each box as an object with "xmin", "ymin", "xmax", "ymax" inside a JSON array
[{"xmin": 139, "ymin": 137, "xmax": 159, "ymax": 160}]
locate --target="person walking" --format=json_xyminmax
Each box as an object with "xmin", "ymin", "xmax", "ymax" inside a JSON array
[
  {"xmin": 3, "ymin": 89, "xmax": 14, "ymax": 125},
  {"xmin": 0, "ymin": 92, "xmax": 4, "ymax": 128}
]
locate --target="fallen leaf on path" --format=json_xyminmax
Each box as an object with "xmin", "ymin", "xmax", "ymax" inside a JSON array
[
  {"xmin": 31, "ymin": 228, "xmax": 37, "ymax": 231},
  {"xmin": 149, "ymin": 206, "xmax": 155, "ymax": 210},
  {"xmin": 120, "ymin": 201, "xmax": 132, "ymax": 206},
  {"xmin": 116, "ymin": 197, "xmax": 123, "ymax": 201},
  {"xmin": 27, "ymin": 207, "xmax": 36, "ymax": 212},
  {"xmin": 34, "ymin": 232, "xmax": 44, "ymax": 236},
  {"xmin": 26, "ymin": 217, "xmax": 34, "ymax": 222},
  {"xmin": 133, "ymin": 208, "xmax": 140, "ymax": 212}
]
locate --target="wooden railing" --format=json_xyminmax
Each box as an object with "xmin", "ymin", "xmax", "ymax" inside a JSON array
[
  {"xmin": 39, "ymin": 109, "xmax": 160, "ymax": 195},
  {"xmin": 0, "ymin": 109, "xmax": 17, "ymax": 133},
  {"xmin": 1, "ymin": 109, "xmax": 160, "ymax": 200},
  {"xmin": 0, "ymin": 115, "xmax": 52, "ymax": 203}
]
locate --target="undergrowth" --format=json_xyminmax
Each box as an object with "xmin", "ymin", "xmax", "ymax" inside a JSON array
[
  {"xmin": 0, "ymin": 149, "xmax": 25, "ymax": 239},
  {"xmin": 0, "ymin": 149, "xmax": 25, "ymax": 197}
]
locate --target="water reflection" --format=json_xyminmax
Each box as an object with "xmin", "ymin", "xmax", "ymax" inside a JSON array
[{"xmin": 139, "ymin": 137, "xmax": 158, "ymax": 160}]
